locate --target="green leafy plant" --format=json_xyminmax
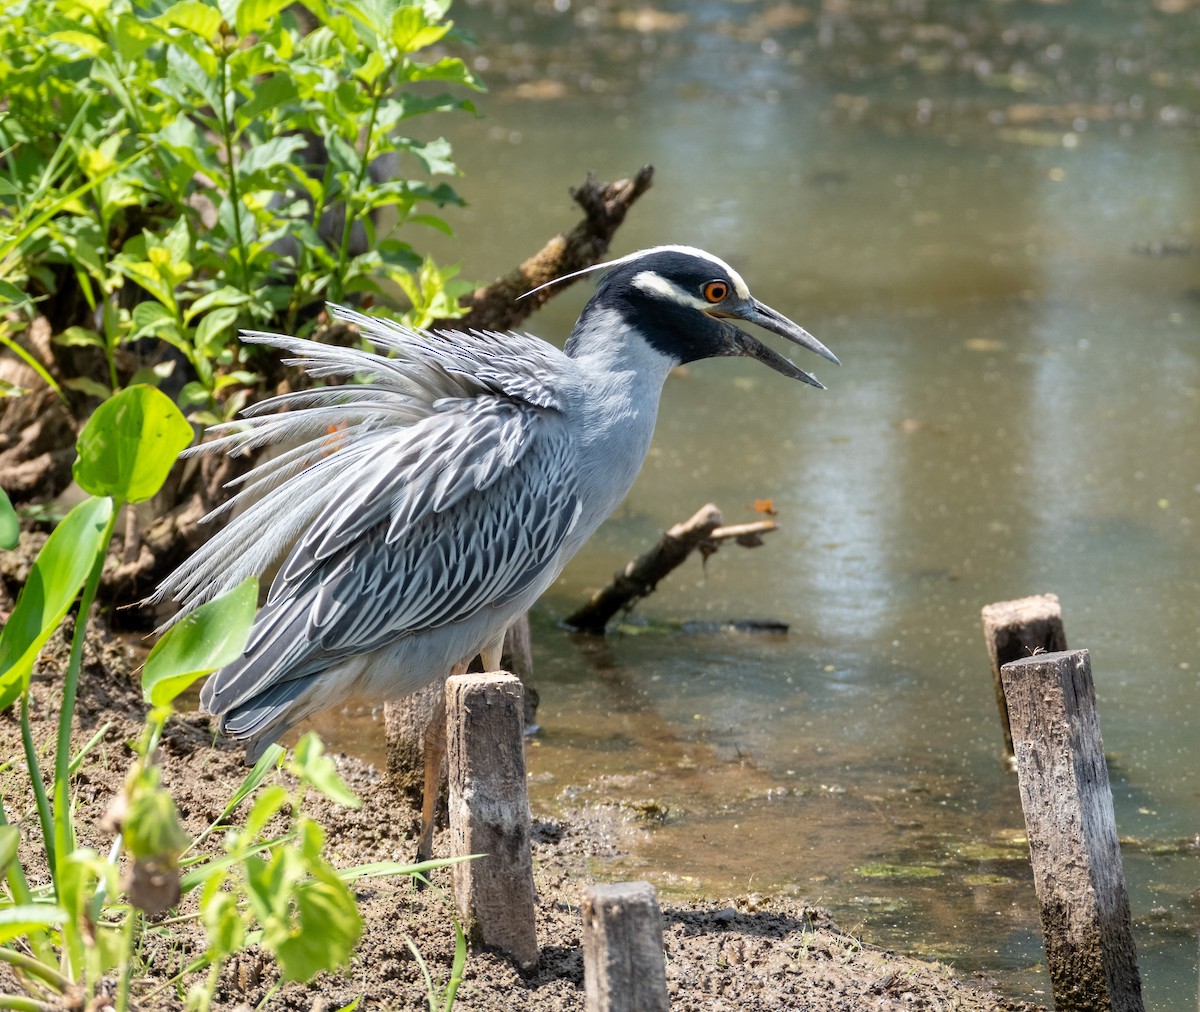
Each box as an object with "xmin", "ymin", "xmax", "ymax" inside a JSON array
[
  {"xmin": 0, "ymin": 0, "xmax": 480, "ymax": 419},
  {"xmin": 0, "ymin": 386, "xmax": 461, "ymax": 1009}
]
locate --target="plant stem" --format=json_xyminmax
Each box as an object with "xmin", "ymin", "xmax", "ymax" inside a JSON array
[
  {"xmin": 0, "ymin": 803, "xmax": 55, "ymax": 969},
  {"xmin": 19, "ymin": 697, "xmax": 54, "ymax": 875},
  {"xmin": 0, "ymin": 948, "xmax": 71, "ymax": 993},
  {"xmin": 0, "ymin": 993, "xmax": 55, "ymax": 1012},
  {"xmin": 215, "ymin": 45, "xmax": 252, "ymax": 294},
  {"xmin": 52, "ymin": 501, "xmax": 119, "ymax": 979},
  {"xmin": 330, "ymin": 72, "xmax": 391, "ymax": 305},
  {"xmin": 115, "ymin": 912, "xmax": 136, "ymax": 1012}
]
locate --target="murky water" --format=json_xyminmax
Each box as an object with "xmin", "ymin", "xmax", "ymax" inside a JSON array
[{"xmin": 314, "ymin": 2, "xmax": 1200, "ymax": 1005}]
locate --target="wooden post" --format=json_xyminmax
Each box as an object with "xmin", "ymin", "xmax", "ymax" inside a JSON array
[
  {"xmin": 446, "ymin": 672, "xmax": 539, "ymax": 970},
  {"xmin": 582, "ymin": 881, "xmax": 669, "ymax": 1012},
  {"xmin": 1001, "ymin": 649, "xmax": 1143, "ymax": 1012},
  {"xmin": 981, "ymin": 593, "xmax": 1067, "ymax": 756}
]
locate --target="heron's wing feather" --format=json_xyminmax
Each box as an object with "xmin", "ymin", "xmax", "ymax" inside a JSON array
[
  {"xmin": 152, "ymin": 314, "xmax": 577, "ymax": 618},
  {"xmin": 201, "ymin": 398, "xmax": 579, "ymax": 718}
]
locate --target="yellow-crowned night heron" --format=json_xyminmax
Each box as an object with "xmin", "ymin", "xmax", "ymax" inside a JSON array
[{"xmin": 156, "ymin": 245, "xmax": 838, "ymax": 857}]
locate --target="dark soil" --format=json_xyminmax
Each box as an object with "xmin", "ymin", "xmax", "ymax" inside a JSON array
[{"xmin": 0, "ymin": 610, "xmax": 1043, "ymax": 1011}]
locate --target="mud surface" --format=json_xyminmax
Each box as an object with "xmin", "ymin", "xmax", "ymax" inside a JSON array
[{"xmin": 0, "ymin": 618, "xmax": 1043, "ymax": 1011}]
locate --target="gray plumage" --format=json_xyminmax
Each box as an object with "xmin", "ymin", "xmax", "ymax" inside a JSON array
[{"xmin": 154, "ymin": 246, "xmax": 838, "ymax": 760}]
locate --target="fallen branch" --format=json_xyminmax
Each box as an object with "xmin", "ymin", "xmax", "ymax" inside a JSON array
[
  {"xmin": 432, "ymin": 166, "xmax": 655, "ymax": 334},
  {"xmin": 709, "ymin": 519, "xmax": 777, "ymax": 546},
  {"xmin": 564, "ymin": 503, "xmax": 778, "ymax": 635}
]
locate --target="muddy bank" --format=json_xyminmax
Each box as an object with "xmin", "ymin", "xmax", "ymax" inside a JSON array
[{"xmin": 0, "ymin": 619, "xmax": 1043, "ymax": 1011}]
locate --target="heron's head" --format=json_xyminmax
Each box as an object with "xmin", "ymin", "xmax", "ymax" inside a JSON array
[{"xmin": 552, "ymin": 246, "xmax": 839, "ymax": 389}]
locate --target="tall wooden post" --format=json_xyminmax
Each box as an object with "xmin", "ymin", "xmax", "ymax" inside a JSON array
[
  {"xmin": 982, "ymin": 593, "xmax": 1067, "ymax": 756},
  {"xmin": 582, "ymin": 881, "xmax": 669, "ymax": 1012},
  {"xmin": 445, "ymin": 671, "xmax": 539, "ymax": 970},
  {"xmin": 1001, "ymin": 649, "xmax": 1143, "ymax": 1012}
]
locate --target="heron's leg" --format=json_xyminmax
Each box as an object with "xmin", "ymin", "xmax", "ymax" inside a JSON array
[
  {"xmin": 479, "ymin": 630, "xmax": 506, "ymax": 672},
  {"xmin": 415, "ymin": 662, "xmax": 467, "ymax": 866}
]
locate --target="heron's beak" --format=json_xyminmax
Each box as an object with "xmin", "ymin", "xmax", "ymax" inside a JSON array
[{"xmin": 713, "ymin": 298, "xmax": 839, "ymax": 389}]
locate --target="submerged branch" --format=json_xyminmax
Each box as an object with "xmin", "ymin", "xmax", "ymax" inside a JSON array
[{"xmin": 564, "ymin": 502, "xmax": 778, "ymax": 635}]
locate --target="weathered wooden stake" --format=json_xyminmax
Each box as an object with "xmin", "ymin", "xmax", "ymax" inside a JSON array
[
  {"xmin": 385, "ymin": 613, "xmax": 536, "ymax": 799},
  {"xmin": 1001, "ymin": 649, "xmax": 1143, "ymax": 1012},
  {"xmin": 582, "ymin": 881, "xmax": 670, "ymax": 1012},
  {"xmin": 446, "ymin": 671, "xmax": 539, "ymax": 970},
  {"xmin": 982, "ymin": 593, "xmax": 1068, "ymax": 756}
]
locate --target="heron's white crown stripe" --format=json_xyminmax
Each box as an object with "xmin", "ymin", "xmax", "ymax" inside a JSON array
[{"xmin": 518, "ymin": 244, "xmax": 750, "ymax": 301}]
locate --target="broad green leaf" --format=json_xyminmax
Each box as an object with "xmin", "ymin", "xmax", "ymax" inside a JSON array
[
  {"xmin": 238, "ymin": 135, "xmax": 307, "ymax": 178},
  {"xmin": 156, "ymin": 0, "xmax": 223, "ymax": 39},
  {"xmin": 389, "ymin": 6, "xmax": 450, "ymax": 54},
  {"xmin": 242, "ymin": 785, "xmax": 290, "ymax": 840},
  {"xmin": 270, "ymin": 873, "xmax": 361, "ymax": 980},
  {"xmin": 184, "ymin": 285, "xmax": 252, "ymax": 322},
  {"xmin": 142, "ymin": 578, "xmax": 258, "ymax": 706},
  {"xmin": 194, "ymin": 305, "xmax": 240, "ymax": 356},
  {"xmin": 62, "ymin": 376, "xmax": 112, "ymax": 399},
  {"xmin": 235, "ymin": 74, "xmax": 299, "ymax": 131},
  {"xmin": 0, "ymin": 281, "xmax": 31, "ymax": 307},
  {"xmin": 113, "ymin": 11, "xmax": 159, "ymax": 59},
  {"xmin": 290, "ymin": 733, "xmax": 360, "ymax": 809},
  {"xmin": 403, "ymin": 56, "xmax": 479, "ymax": 90},
  {"xmin": 54, "ymin": 326, "xmax": 105, "ymax": 349},
  {"xmin": 0, "ymin": 487, "xmax": 17, "ymax": 551},
  {"xmin": 200, "ymin": 887, "xmax": 244, "ymax": 959},
  {"xmin": 0, "ymin": 904, "xmax": 68, "ymax": 944},
  {"xmin": 159, "ymin": 216, "xmax": 192, "ymax": 266},
  {"xmin": 49, "ymin": 30, "xmax": 105, "ymax": 55},
  {"xmin": 402, "ymin": 136, "xmax": 458, "ymax": 176},
  {"xmin": 235, "ymin": 0, "xmax": 292, "ymax": 37},
  {"xmin": 73, "ymin": 384, "xmax": 194, "ymax": 503},
  {"xmin": 0, "ymin": 496, "xmax": 114, "ymax": 711},
  {"xmin": 166, "ymin": 42, "xmax": 219, "ymax": 107}
]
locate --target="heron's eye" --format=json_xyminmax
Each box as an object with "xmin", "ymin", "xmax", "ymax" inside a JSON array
[{"xmin": 702, "ymin": 280, "xmax": 729, "ymax": 303}]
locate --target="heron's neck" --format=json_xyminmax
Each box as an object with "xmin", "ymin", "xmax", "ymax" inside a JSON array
[{"xmin": 564, "ymin": 306, "xmax": 678, "ymax": 542}]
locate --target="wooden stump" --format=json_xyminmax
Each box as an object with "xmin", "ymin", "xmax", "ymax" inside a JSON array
[
  {"xmin": 582, "ymin": 881, "xmax": 669, "ymax": 1012},
  {"xmin": 981, "ymin": 593, "xmax": 1067, "ymax": 756},
  {"xmin": 1001, "ymin": 649, "xmax": 1143, "ymax": 1012},
  {"xmin": 446, "ymin": 672, "xmax": 539, "ymax": 970},
  {"xmin": 383, "ymin": 676, "xmax": 447, "ymax": 807}
]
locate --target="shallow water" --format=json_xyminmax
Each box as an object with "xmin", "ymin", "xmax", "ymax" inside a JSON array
[{"xmin": 314, "ymin": 1, "xmax": 1200, "ymax": 1005}]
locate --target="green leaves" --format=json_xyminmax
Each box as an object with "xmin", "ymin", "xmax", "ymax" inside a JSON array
[
  {"xmin": 290, "ymin": 733, "xmax": 361, "ymax": 809},
  {"xmin": 243, "ymin": 816, "xmax": 362, "ymax": 980},
  {"xmin": 0, "ymin": 903, "xmax": 68, "ymax": 945},
  {"xmin": 0, "ymin": 496, "xmax": 113, "ymax": 711},
  {"xmin": 1, "ymin": 0, "xmax": 478, "ymax": 411},
  {"xmin": 0, "ymin": 486, "xmax": 17, "ymax": 550},
  {"xmin": 73, "ymin": 385, "xmax": 194, "ymax": 503},
  {"xmin": 142, "ymin": 577, "xmax": 258, "ymax": 707}
]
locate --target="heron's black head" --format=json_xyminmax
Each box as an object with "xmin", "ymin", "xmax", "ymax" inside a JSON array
[{"xmin": 567, "ymin": 246, "xmax": 839, "ymax": 388}]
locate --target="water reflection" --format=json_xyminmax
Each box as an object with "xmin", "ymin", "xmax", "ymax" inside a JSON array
[{"xmin": 310, "ymin": 1, "xmax": 1200, "ymax": 1004}]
